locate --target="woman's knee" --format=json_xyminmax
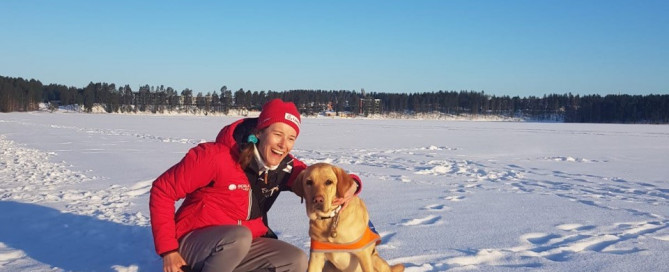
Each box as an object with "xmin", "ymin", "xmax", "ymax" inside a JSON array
[
  {"xmin": 212, "ymin": 226, "xmax": 252, "ymax": 253},
  {"xmin": 296, "ymin": 250, "xmax": 308, "ymax": 271},
  {"xmin": 285, "ymin": 245, "xmax": 308, "ymax": 271},
  {"xmin": 180, "ymin": 226, "xmax": 254, "ymax": 272}
]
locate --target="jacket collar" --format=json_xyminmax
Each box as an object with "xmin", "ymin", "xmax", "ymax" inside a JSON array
[{"xmin": 252, "ymin": 143, "xmax": 279, "ymax": 173}]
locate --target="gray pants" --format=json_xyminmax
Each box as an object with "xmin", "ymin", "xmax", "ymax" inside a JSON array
[{"xmin": 179, "ymin": 225, "xmax": 308, "ymax": 272}]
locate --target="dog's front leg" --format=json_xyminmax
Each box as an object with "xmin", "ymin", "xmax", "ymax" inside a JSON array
[{"xmin": 308, "ymin": 252, "xmax": 327, "ymax": 272}]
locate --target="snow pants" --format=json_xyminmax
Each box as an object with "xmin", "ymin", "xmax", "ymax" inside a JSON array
[{"xmin": 179, "ymin": 225, "xmax": 308, "ymax": 272}]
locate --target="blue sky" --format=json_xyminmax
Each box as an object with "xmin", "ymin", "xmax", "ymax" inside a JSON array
[{"xmin": 1, "ymin": 1, "xmax": 667, "ymax": 97}]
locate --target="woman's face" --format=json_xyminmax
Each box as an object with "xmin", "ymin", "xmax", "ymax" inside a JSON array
[{"xmin": 256, "ymin": 122, "xmax": 297, "ymax": 167}]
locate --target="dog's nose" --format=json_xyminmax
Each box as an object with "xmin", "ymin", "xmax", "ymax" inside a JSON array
[{"xmin": 313, "ymin": 195, "xmax": 324, "ymax": 204}]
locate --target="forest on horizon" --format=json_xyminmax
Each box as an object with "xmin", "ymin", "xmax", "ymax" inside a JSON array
[{"xmin": 1, "ymin": 75, "xmax": 668, "ymax": 124}]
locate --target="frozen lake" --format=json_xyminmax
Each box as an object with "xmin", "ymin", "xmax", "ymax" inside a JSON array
[{"xmin": 1, "ymin": 112, "xmax": 668, "ymax": 271}]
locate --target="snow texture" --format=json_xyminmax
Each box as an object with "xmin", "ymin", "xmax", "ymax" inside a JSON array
[{"xmin": 1, "ymin": 112, "xmax": 668, "ymax": 271}]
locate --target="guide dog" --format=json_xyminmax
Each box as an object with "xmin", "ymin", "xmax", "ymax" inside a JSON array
[{"xmin": 293, "ymin": 163, "xmax": 404, "ymax": 272}]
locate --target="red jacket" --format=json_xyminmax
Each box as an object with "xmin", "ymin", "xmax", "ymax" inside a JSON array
[{"xmin": 149, "ymin": 118, "xmax": 306, "ymax": 255}]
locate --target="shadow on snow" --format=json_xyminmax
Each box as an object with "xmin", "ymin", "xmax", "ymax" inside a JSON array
[{"xmin": 0, "ymin": 201, "xmax": 160, "ymax": 271}]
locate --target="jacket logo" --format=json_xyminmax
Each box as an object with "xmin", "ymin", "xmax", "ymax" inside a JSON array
[
  {"xmin": 228, "ymin": 184, "xmax": 250, "ymax": 191},
  {"xmin": 261, "ymin": 186, "xmax": 280, "ymax": 197}
]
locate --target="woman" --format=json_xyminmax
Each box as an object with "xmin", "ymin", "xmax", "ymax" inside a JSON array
[{"xmin": 150, "ymin": 99, "xmax": 360, "ymax": 272}]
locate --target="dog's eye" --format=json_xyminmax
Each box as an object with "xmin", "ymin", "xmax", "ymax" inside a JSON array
[
  {"xmin": 306, "ymin": 180, "xmax": 313, "ymax": 186},
  {"xmin": 325, "ymin": 179, "xmax": 333, "ymax": 185}
]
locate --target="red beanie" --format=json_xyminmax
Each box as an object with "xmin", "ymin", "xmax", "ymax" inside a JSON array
[{"xmin": 257, "ymin": 99, "xmax": 301, "ymax": 136}]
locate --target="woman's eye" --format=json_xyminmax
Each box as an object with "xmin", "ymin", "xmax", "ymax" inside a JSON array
[
  {"xmin": 306, "ymin": 180, "xmax": 313, "ymax": 186},
  {"xmin": 325, "ymin": 180, "xmax": 333, "ymax": 185}
]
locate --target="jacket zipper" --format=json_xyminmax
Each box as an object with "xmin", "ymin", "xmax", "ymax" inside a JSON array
[
  {"xmin": 239, "ymin": 188, "xmax": 252, "ymax": 226},
  {"xmin": 246, "ymin": 188, "xmax": 252, "ymax": 221}
]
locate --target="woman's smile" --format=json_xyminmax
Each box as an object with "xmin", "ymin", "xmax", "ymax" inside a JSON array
[{"xmin": 257, "ymin": 122, "xmax": 296, "ymax": 167}]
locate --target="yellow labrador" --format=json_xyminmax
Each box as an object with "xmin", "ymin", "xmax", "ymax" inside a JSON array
[{"xmin": 293, "ymin": 163, "xmax": 404, "ymax": 272}]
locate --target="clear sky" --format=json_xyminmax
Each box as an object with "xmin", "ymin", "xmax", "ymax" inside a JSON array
[{"xmin": 1, "ymin": 0, "xmax": 667, "ymax": 97}]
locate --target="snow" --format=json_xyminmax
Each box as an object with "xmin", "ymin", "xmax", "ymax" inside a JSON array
[{"xmin": 1, "ymin": 111, "xmax": 668, "ymax": 271}]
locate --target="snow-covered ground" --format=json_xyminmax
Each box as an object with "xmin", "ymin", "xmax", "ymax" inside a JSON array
[{"xmin": 1, "ymin": 112, "xmax": 668, "ymax": 272}]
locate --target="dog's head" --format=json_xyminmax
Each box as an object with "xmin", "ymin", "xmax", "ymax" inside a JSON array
[{"xmin": 292, "ymin": 163, "xmax": 355, "ymax": 220}]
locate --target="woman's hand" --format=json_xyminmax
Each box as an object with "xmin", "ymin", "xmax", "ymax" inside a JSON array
[
  {"xmin": 332, "ymin": 182, "xmax": 358, "ymax": 210},
  {"xmin": 163, "ymin": 251, "xmax": 188, "ymax": 272}
]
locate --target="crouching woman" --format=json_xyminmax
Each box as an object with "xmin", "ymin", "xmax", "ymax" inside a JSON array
[{"xmin": 150, "ymin": 99, "xmax": 310, "ymax": 272}]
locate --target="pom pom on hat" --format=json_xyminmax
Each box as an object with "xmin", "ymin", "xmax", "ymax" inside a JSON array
[{"xmin": 256, "ymin": 99, "xmax": 301, "ymax": 136}]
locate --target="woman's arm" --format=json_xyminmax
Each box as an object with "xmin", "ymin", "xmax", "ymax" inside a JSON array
[
  {"xmin": 149, "ymin": 143, "xmax": 220, "ymax": 256},
  {"xmin": 332, "ymin": 173, "xmax": 361, "ymax": 209}
]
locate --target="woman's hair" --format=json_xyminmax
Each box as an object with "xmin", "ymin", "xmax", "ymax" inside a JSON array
[
  {"xmin": 238, "ymin": 128, "xmax": 262, "ymax": 169},
  {"xmin": 238, "ymin": 142, "xmax": 254, "ymax": 169}
]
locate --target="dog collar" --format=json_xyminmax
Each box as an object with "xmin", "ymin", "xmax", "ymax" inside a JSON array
[{"xmin": 319, "ymin": 205, "xmax": 342, "ymax": 220}]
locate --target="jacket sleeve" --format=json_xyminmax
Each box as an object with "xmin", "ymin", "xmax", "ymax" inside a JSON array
[
  {"xmin": 149, "ymin": 143, "xmax": 220, "ymax": 256},
  {"xmin": 349, "ymin": 173, "xmax": 362, "ymax": 195},
  {"xmin": 285, "ymin": 155, "xmax": 307, "ymax": 188}
]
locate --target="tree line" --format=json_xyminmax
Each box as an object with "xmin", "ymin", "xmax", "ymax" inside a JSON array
[{"xmin": 1, "ymin": 75, "xmax": 668, "ymax": 123}]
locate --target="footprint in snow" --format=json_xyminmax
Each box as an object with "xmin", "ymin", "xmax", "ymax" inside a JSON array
[
  {"xmin": 519, "ymin": 221, "xmax": 667, "ymax": 261},
  {"xmin": 398, "ymin": 215, "xmax": 442, "ymax": 226},
  {"xmin": 520, "ymin": 233, "xmax": 562, "ymax": 245},
  {"xmin": 443, "ymin": 195, "xmax": 466, "ymax": 202},
  {"xmin": 556, "ymin": 223, "xmax": 596, "ymax": 232},
  {"xmin": 376, "ymin": 231, "xmax": 401, "ymax": 250},
  {"xmin": 450, "ymin": 188, "xmax": 467, "ymax": 193},
  {"xmin": 420, "ymin": 204, "xmax": 451, "ymax": 211}
]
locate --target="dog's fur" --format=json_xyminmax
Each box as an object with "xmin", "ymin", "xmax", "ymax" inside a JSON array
[{"xmin": 293, "ymin": 163, "xmax": 404, "ymax": 272}]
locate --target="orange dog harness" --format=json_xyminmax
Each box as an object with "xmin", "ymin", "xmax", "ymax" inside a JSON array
[{"xmin": 310, "ymin": 226, "xmax": 381, "ymax": 253}]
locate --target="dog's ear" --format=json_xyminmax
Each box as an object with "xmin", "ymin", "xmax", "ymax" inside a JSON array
[
  {"xmin": 291, "ymin": 170, "xmax": 306, "ymax": 199},
  {"xmin": 333, "ymin": 165, "xmax": 354, "ymax": 198}
]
